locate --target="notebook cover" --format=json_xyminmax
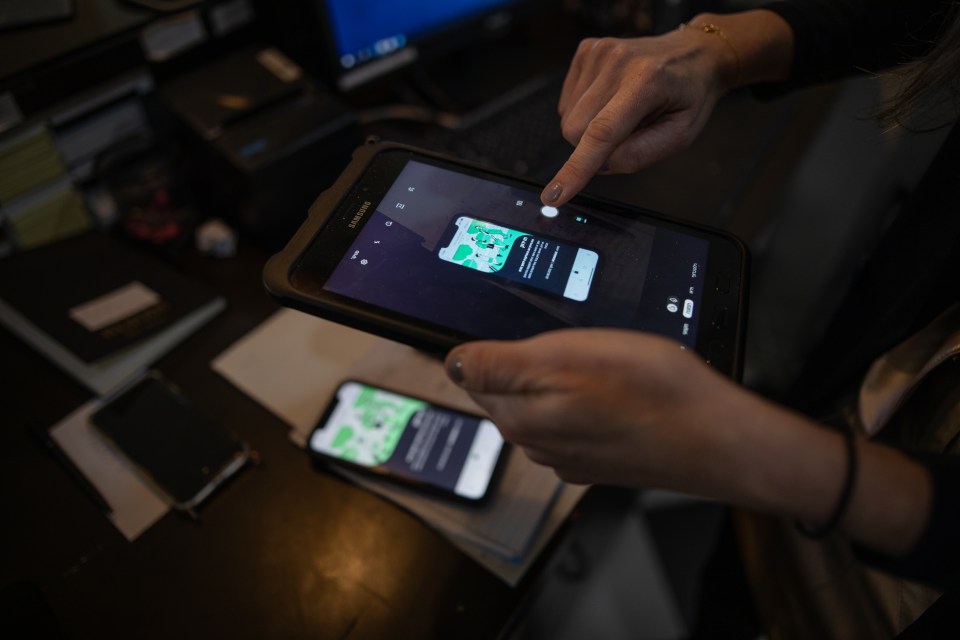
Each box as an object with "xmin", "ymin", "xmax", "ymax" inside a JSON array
[{"xmin": 0, "ymin": 231, "xmax": 220, "ymax": 364}]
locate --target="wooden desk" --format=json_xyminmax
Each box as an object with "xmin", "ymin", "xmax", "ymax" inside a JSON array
[
  {"xmin": 0, "ymin": 239, "xmax": 532, "ymax": 639},
  {"xmin": 0, "ymin": 27, "xmax": 857, "ymax": 631}
]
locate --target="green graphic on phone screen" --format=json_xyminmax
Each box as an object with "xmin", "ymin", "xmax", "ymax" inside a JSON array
[{"xmin": 326, "ymin": 386, "xmax": 426, "ymax": 465}]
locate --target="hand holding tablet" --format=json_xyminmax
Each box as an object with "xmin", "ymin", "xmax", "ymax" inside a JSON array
[{"xmin": 264, "ymin": 141, "xmax": 748, "ymax": 378}]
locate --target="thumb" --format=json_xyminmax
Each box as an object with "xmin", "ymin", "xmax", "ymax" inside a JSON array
[{"xmin": 445, "ymin": 340, "xmax": 541, "ymax": 395}]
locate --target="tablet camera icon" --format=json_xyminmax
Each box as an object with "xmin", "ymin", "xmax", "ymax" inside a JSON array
[{"xmin": 666, "ymin": 296, "xmax": 679, "ymax": 313}]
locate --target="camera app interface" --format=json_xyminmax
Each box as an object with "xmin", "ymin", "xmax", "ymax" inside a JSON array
[
  {"xmin": 321, "ymin": 158, "xmax": 709, "ymax": 346},
  {"xmin": 310, "ymin": 382, "xmax": 503, "ymax": 500}
]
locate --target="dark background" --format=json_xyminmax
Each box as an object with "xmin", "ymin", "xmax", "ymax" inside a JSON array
[{"xmin": 1, "ymin": 1, "xmax": 952, "ymax": 638}]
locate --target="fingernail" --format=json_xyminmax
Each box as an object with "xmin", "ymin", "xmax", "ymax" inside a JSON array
[
  {"xmin": 543, "ymin": 182, "xmax": 563, "ymax": 204},
  {"xmin": 446, "ymin": 351, "xmax": 465, "ymax": 384}
]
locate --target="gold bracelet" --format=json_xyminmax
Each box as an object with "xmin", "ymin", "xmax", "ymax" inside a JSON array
[{"xmin": 680, "ymin": 22, "xmax": 743, "ymax": 86}]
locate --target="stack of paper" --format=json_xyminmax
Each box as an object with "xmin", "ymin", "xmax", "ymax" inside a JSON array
[
  {"xmin": 49, "ymin": 400, "xmax": 169, "ymax": 541},
  {"xmin": 0, "ymin": 126, "xmax": 92, "ymax": 249},
  {"xmin": 211, "ymin": 308, "xmax": 586, "ymax": 584}
]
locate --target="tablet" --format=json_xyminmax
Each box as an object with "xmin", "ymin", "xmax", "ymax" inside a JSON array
[{"xmin": 264, "ymin": 141, "xmax": 749, "ymax": 377}]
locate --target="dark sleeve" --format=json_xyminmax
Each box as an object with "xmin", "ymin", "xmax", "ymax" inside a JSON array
[
  {"xmin": 756, "ymin": 0, "xmax": 954, "ymax": 92},
  {"xmin": 853, "ymin": 453, "xmax": 960, "ymax": 589}
]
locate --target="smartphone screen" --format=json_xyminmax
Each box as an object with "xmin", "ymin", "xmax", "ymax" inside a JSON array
[
  {"xmin": 90, "ymin": 371, "xmax": 250, "ymax": 509},
  {"xmin": 309, "ymin": 381, "xmax": 506, "ymax": 502},
  {"xmin": 437, "ymin": 216, "xmax": 598, "ymax": 301}
]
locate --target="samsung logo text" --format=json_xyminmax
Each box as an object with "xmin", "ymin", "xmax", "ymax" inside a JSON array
[{"xmin": 349, "ymin": 201, "xmax": 372, "ymax": 228}]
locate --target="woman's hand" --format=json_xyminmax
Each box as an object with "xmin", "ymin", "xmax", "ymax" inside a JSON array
[
  {"xmin": 445, "ymin": 329, "xmax": 933, "ymax": 557},
  {"xmin": 542, "ymin": 10, "xmax": 795, "ymax": 207},
  {"xmin": 542, "ymin": 30, "xmax": 732, "ymax": 207},
  {"xmin": 444, "ymin": 329, "xmax": 746, "ymax": 489}
]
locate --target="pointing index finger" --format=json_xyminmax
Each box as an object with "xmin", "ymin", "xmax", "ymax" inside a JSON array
[{"xmin": 541, "ymin": 101, "xmax": 642, "ymax": 206}]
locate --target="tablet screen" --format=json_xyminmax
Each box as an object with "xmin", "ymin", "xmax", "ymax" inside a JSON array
[{"xmin": 300, "ymin": 156, "xmax": 713, "ymax": 348}]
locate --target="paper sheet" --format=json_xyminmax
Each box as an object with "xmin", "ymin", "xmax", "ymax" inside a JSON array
[
  {"xmin": 212, "ymin": 308, "xmax": 586, "ymax": 584},
  {"xmin": 50, "ymin": 401, "xmax": 169, "ymax": 541},
  {"xmin": 211, "ymin": 307, "xmax": 480, "ymax": 440}
]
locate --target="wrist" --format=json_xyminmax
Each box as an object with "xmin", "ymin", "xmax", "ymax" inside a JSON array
[
  {"xmin": 720, "ymin": 403, "xmax": 933, "ymax": 556},
  {"xmin": 686, "ymin": 10, "xmax": 794, "ymax": 89},
  {"xmin": 678, "ymin": 19, "xmax": 743, "ymax": 92},
  {"xmin": 843, "ymin": 443, "xmax": 933, "ymax": 556}
]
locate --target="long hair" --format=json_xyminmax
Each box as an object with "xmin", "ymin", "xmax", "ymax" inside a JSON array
[{"xmin": 878, "ymin": 2, "xmax": 960, "ymax": 129}]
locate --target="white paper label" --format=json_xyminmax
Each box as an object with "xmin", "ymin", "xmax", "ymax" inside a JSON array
[{"xmin": 69, "ymin": 281, "xmax": 161, "ymax": 332}]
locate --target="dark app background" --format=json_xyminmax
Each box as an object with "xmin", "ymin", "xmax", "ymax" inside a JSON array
[
  {"xmin": 322, "ymin": 160, "xmax": 709, "ymax": 345},
  {"xmin": 380, "ymin": 406, "xmax": 476, "ymax": 490}
]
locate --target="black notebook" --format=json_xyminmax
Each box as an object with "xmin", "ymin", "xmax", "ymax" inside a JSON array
[
  {"xmin": 0, "ymin": 232, "xmax": 226, "ymax": 394},
  {"xmin": 158, "ymin": 45, "xmax": 305, "ymax": 140}
]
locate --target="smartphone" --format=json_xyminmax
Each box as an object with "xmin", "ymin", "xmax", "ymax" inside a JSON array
[
  {"xmin": 90, "ymin": 370, "xmax": 252, "ymax": 514},
  {"xmin": 308, "ymin": 380, "xmax": 508, "ymax": 504},
  {"xmin": 264, "ymin": 141, "xmax": 749, "ymax": 378},
  {"xmin": 437, "ymin": 215, "xmax": 599, "ymax": 301}
]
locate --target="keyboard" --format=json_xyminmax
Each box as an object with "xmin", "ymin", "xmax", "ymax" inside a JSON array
[{"xmin": 430, "ymin": 72, "xmax": 571, "ymax": 180}]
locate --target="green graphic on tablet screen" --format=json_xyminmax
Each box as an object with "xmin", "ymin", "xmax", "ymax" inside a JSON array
[{"xmin": 437, "ymin": 217, "xmax": 523, "ymax": 273}]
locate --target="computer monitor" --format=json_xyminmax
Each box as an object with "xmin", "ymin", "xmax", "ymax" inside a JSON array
[{"xmin": 315, "ymin": 0, "xmax": 533, "ymax": 92}]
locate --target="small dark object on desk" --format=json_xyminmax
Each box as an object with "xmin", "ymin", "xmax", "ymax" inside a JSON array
[
  {"xmin": 96, "ymin": 136, "xmax": 195, "ymax": 250},
  {"xmin": 89, "ymin": 370, "xmax": 254, "ymax": 518}
]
